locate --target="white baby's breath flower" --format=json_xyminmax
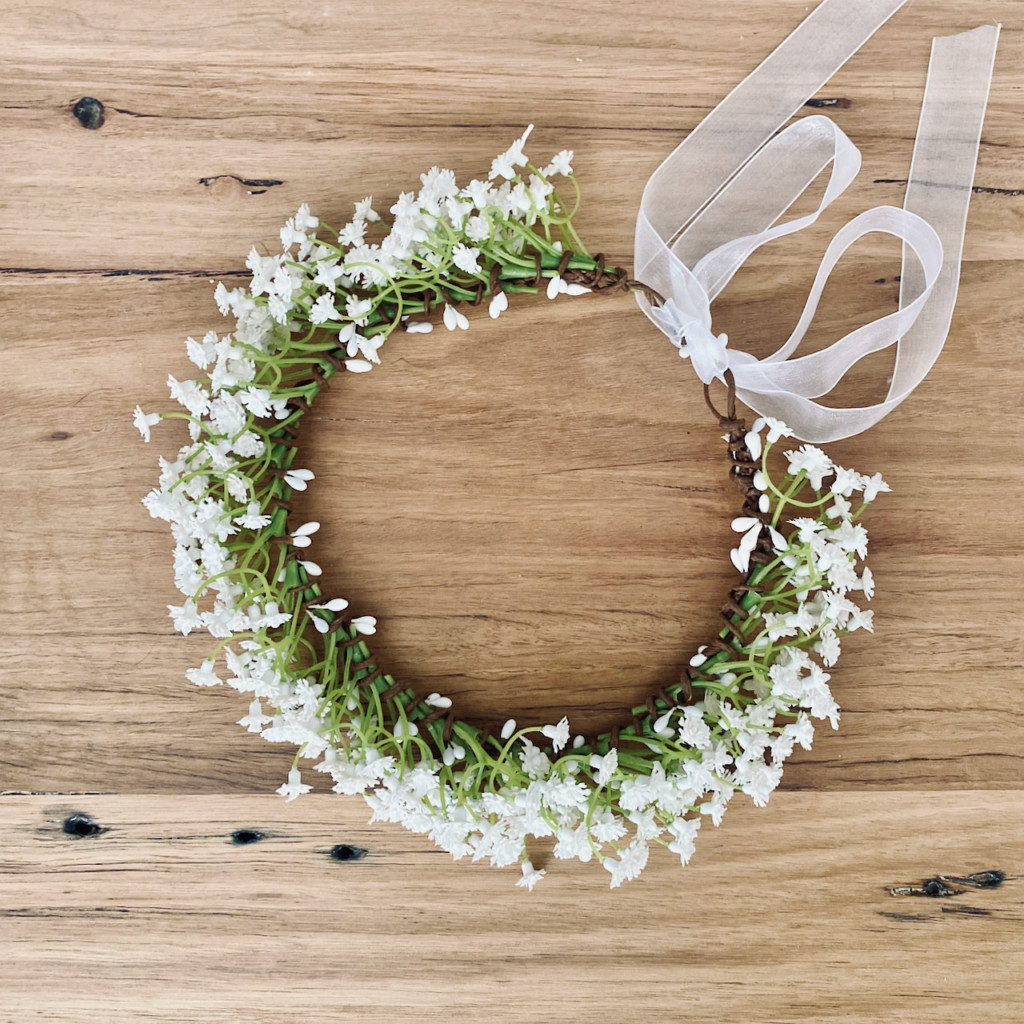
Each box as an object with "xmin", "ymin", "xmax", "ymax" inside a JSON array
[
  {"xmin": 168, "ymin": 599, "xmax": 205, "ymax": 636},
  {"xmin": 814, "ymin": 629, "xmax": 842, "ymax": 667},
  {"xmin": 489, "ymin": 124, "xmax": 534, "ymax": 180},
  {"xmin": 541, "ymin": 716, "xmax": 571, "ymax": 753},
  {"xmin": 269, "ymin": 265, "xmax": 299, "ymax": 304},
  {"xmin": 465, "ymin": 215, "xmax": 491, "ymax": 242},
  {"xmin": 245, "ymin": 247, "xmax": 281, "ymax": 296},
  {"xmin": 520, "ymin": 739, "xmax": 550, "ymax": 779},
  {"xmin": 225, "ymin": 474, "xmax": 249, "ymax": 503},
  {"xmin": 857, "ymin": 565, "xmax": 875, "ymax": 599},
  {"xmin": 349, "ymin": 333, "xmax": 384, "ymax": 364},
  {"xmin": 678, "ymin": 706, "xmax": 712, "ymax": 747},
  {"xmin": 605, "ymin": 839, "xmax": 649, "ymax": 888},
  {"xmin": 862, "ymin": 472, "xmax": 890, "ymax": 502},
  {"xmin": 185, "ymin": 330, "xmax": 218, "ymax": 369},
  {"xmin": 541, "ymin": 149, "xmax": 574, "ymax": 177},
  {"xmin": 234, "ymin": 501, "xmax": 271, "ymax": 529},
  {"xmin": 186, "ymin": 659, "xmax": 222, "ymax": 687},
  {"xmin": 209, "ymin": 393, "xmax": 247, "ymax": 437},
  {"xmin": 337, "ymin": 219, "xmax": 366, "ymax": 248},
  {"xmin": 248, "ymin": 601, "xmax": 291, "ymax": 629},
  {"xmin": 739, "ymin": 760, "xmax": 782, "ymax": 807},
  {"xmin": 461, "ymin": 178, "xmax": 492, "ymax": 209},
  {"xmin": 420, "ymin": 165, "xmax": 458, "ymax": 203},
  {"xmin": 295, "ymin": 203, "xmax": 318, "ymax": 234},
  {"xmin": 389, "ymin": 190, "xmax": 419, "ymax": 220},
  {"xmin": 667, "ymin": 817, "xmax": 701, "ymax": 865},
  {"xmin": 346, "ymin": 295, "xmax": 374, "ymax": 325},
  {"xmin": 516, "ymin": 859, "xmax": 545, "ymax": 891},
  {"xmin": 452, "ymin": 243, "xmax": 481, "ymax": 275},
  {"xmin": 589, "ymin": 748, "xmax": 618, "ymax": 786},
  {"xmin": 231, "ymin": 431, "xmax": 265, "ymax": 458},
  {"xmin": 827, "ymin": 493, "xmax": 852, "ymax": 520},
  {"xmin": 167, "ymin": 375, "xmax": 210, "ymax": 417},
  {"xmin": 313, "ymin": 259, "xmax": 346, "ymax": 292},
  {"xmin": 443, "ymin": 195, "xmax": 471, "ymax": 230},
  {"xmin": 847, "ymin": 606, "xmax": 874, "ymax": 632},
  {"xmin": 829, "ymin": 466, "xmax": 864, "ymax": 497},
  {"xmin": 786, "ymin": 444, "xmax": 834, "ymax": 490},
  {"xmin": 277, "ymin": 768, "xmax": 312, "ymax": 802},
  {"xmin": 554, "ymin": 823, "xmax": 594, "ymax": 862},
  {"xmin": 238, "ymin": 698, "xmax": 271, "ymax": 733},
  {"xmin": 309, "ymin": 293, "xmax": 340, "ymax": 324},
  {"xmin": 827, "ymin": 520, "xmax": 868, "ymax": 558},
  {"xmin": 133, "ymin": 406, "xmax": 161, "ymax": 442},
  {"xmin": 752, "ymin": 416, "xmax": 793, "ymax": 444},
  {"xmin": 790, "ymin": 517, "xmax": 826, "ymax": 544},
  {"xmin": 354, "ymin": 196, "xmax": 379, "ymax": 222},
  {"xmin": 280, "ymin": 205, "xmax": 318, "ymax": 250}
]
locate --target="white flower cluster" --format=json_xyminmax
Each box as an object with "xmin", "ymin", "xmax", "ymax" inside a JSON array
[
  {"xmin": 136, "ymin": 132, "xmax": 887, "ymax": 889},
  {"xmin": 202, "ymin": 125, "xmax": 584, "ymax": 378}
]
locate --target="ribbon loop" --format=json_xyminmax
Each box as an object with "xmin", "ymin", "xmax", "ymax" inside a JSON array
[{"xmin": 636, "ymin": 0, "xmax": 999, "ymax": 443}]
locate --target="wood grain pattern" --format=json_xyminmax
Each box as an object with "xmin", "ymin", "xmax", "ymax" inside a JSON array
[
  {"xmin": 1, "ymin": 1, "xmax": 1022, "ymax": 1018},
  {"xmin": 1, "ymin": 793, "xmax": 1022, "ymax": 1023}
]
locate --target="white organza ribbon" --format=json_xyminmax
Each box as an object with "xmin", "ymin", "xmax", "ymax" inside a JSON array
[{"xmin": 635, "ymin": 0, "xmax": 999, "ymax": 442}]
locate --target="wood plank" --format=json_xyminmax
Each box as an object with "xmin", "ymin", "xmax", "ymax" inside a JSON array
[
  {"xmin": 2, "ymin": 1, "xmax": 1022, "ymax": 1018},
  {"xmin": 0, "ymin": 1, "xmax": 1021, "ymax": 268},
  {"xmin": 1, "ymin": 792, "xmax": 1021, "ymax": 1023}
]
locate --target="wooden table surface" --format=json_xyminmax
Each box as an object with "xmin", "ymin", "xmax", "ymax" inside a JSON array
[{"xmin": 2, "ymin": 2, "xmax": 1022, "ymax": 1021}]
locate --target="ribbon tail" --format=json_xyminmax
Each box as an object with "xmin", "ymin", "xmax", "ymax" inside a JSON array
[{"xmin": 891, "ymin": 24, "xmax": 1001, "ymax": 401}]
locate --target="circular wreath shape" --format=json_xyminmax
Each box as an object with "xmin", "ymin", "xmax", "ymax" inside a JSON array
[{"xmin": 137, "ymin": 127, "xmax": 886, "ymax": 888}]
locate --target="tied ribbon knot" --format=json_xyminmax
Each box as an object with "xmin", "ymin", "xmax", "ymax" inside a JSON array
[
  {"xmin": 648, "ymin": 298, "xmax": 731, "ymax": 386},
  {"xmin": 634, "ymin": 0, "xmax": 999, "ymax": 443}
]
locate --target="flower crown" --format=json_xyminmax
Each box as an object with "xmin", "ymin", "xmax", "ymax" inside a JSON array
[{"xmin": 137, "ymin": 127, "xmax": 885, "ymax": 888}]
